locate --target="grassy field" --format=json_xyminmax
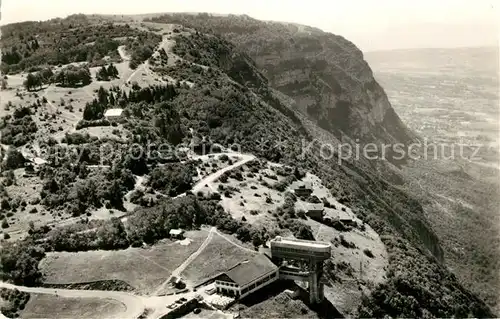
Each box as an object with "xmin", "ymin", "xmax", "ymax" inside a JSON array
[
  {"xmin": 39, "ymin": 229, "xmax": 209, "ymax": 293},
  {"xmin": 22, "ymin": 294, "xmax": 126, "ymax": 319},
  {"xmin": 180, "ymin": 232, "xmax": 256, "ymax": 286},
  {"xmin": 1, "ymin": 169, "xmax": 54, "ymax": 238}
]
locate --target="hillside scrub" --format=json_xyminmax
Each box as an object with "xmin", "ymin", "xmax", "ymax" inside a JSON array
[
  {"xmin": 357, "ymin": 236, "xmax": 494, "ymax": 318},
  {"xmin": 0, "ymin": 107, "xmax": 38, "ymax": 146},
  {"xmin": 0, "ymin": 15, "xmax": 156, "ymax": 73}
]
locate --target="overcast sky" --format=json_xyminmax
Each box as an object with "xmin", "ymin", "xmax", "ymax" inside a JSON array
[{"xmin": 1, "ymin": 0, "xmax": 499, "ymax": 51}]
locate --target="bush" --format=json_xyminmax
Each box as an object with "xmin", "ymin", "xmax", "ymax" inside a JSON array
[
  {"xmin": 339, "ymin": 235, "xmax": 356, "ymax": 249},
  {"xmin": 363, "ymin": 248, "xmax": 374, "ymax": 258},
  {"xmin": 2, "ymin": 148, "xmax": 26, "ymax": 170},
  {"xmin": 0, "ymin": 288, "xmax": 31, "ymax": 318}
]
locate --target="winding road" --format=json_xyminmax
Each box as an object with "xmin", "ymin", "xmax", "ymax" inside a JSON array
[
  {"xmin": 0, "ymin": 281, "xmax": 145, "ymax": 319},
  {"xmin": 2, "ymin": 38, "xmax": 256, "ymax": 318},
  {"xmin": 1, "ymin": 152, "xmax": 255, "ymax": 319},
  {"xmin": 191, "ymin": 153, "xmax": 255, "ymax": 194}
]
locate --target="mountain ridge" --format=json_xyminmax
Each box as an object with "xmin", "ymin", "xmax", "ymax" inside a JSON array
[{"xmin": 0, "ymin": 13, "xmax": 495, "ymax": 317}]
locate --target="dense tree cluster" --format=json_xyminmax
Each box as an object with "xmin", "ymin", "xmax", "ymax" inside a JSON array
[
  {"xmin": 126, "ymin": 31, "xmax": 162, "ymax": 69},
  {"xmin": 126, "ymin": 195, "xmax": 269, "ymax": 247},
  {"xmin": 0, "ymin": 240, "xmax": 46, "ymax": 286},
  {"xmin": 43, "ymin": 218, "xmax": 129, "ymax": 252},
  {"xmin": 37, "ymin": 142, "xmax": 136, "ymax": 215},
  {"xmin": 96, "ymin": 63, "xmax": 119, "ymax": 81},
  {"xmin": 82, "ymin": 84, "xmax": 178, "ymax": 121},
  {"xmin": 0, "ymin": 107, "xmax": 38, "ymax": 146},
  {"xmin": 53, "ymin": 64, "xmax": 92, "ymax": 87},
  {"xmin": 23, "ymin": 67, "xmax": 54, "ymax": 91},
  {"xmin": 2, "ymin": 148, "xmax": 26, "ymax": 170},
  {"xmin": 0, "ymin": 288, "xmax": 31, "ymax": 318},
  {"xmin": 148, "ymin": 162, "xmax": 196, "ymax": 196}
]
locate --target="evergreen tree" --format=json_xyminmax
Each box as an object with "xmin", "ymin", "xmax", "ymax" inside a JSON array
[
  {"xmin": 109, "ymin": 93, "xmax": 115, "ymax": 106},
  {"xmin": 96, "ymin": 66, "xmax": 108, "ymax": 81},
  {"xmin": 23, "ymin": 73, "xmax": 42, "ymax": 91}
]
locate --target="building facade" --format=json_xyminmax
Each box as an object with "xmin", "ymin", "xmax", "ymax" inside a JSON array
[
  {"xmin": 270, "ymin": 236, "xmax": 331, "ymax": 304},
  {"xmin": 214, "ymin": 254, "xmax": 279, "ymax": 299},
  {"xmin": 291, "ymin": 181, "xmax": 313, "ymax": 197},
  {"xmin": 305, "ymin": 203, "xmax": 325, "ymax": 220}
]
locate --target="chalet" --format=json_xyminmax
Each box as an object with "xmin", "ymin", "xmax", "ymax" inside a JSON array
[
  {"xmin": 291, "ymin": 181, "xmax": 313, "ymax": 197},
  {"xmin": 24, "ymin": 157, "xmax": 48, "ymax": 175},
  {"xmin": 104, "ymin": 108, "xmax": 124, "ymax": 121},
  {"xmin": 214, "ymin": 254, "xmax": 279, "ymax": 299},
  {"xmin": 305, "ymin": 203, "xmax": 325, "ymax": 219}
]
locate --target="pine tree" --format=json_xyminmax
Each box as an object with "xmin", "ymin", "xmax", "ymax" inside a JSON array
[
  {"xmin": 80, "ymin": 67, "xmax": 92, "ymax": 85},
  {"xmin": 97, "ymin": 66, "xmax": 108, "ymax": 81},
  {"xmin": 107, "ymin": 63, "xmax": 118, "ymax": 78},
  {"xmin": 109, "ymin": 93, "xmax": 115, "ymax": 106},
  {"xmin": 97, "ymin": 86, "xmax": 109, "ymax": 105}
]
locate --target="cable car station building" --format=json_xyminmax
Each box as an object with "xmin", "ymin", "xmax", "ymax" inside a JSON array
[{"xmin": 214, "ymin": 236, "xmax": 331, "ymax": 304}]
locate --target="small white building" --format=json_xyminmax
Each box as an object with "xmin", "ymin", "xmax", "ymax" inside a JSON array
[
  {"xmin": 104, "ymin": 108, "xmax": 124, "ymax": 121},
  {"xmin": 169, "ymin": 229, "xmax": 185, "ymax": 239}
]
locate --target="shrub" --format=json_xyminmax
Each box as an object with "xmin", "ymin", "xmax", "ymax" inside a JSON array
[
  {"xmin": 339, "ymin": 235, "xmax": 356, "ymax": 249},
  {"xmin": 363, "ymin": 248, "xmax": 374, "ymax": 258}
]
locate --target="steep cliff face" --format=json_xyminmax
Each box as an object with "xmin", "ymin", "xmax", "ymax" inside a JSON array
[
  {"xmin": 162, "ymin": 26, "xmax": 494, "ymax": 317},
  {"xmin": 234, "ymin": 25, "xmax": 417, "ymax": 148},
  {"xmin": 149, "ymin": 14, "xmax": 416, "ymax": 149}
]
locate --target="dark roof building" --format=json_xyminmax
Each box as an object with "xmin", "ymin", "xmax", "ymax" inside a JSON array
[
  {"xmin": 305, "ymin": 203, "xmax": 325, "ymax": 219},
  {"xmin": 214, "ymin": 254, "xmax": 279, "ymax": 300},
  {"xmin": 291, "ymin": 181, "xmax": 313, "ymax": 196}
]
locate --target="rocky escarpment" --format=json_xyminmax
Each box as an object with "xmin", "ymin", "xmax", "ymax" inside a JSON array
[{"xmin": 148, "ymin": 14, "xmax": 416, "ymax": 152}]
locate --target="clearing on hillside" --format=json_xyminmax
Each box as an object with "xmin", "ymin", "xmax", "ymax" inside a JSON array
[
  {"xmin": 180, "ymin": 232, "xmax": 256, "ymax": 286},
  {"xmin": 22, "ymin": 294, "xmax": 126, "ymax": 319},
  {"xmin": 39, "ymin": 229, "xmax": 209, "ymax": 293}
]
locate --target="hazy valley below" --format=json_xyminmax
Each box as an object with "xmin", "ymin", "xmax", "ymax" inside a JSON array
[
  {"xmin": 366, "ymin": 46, "xmax": 499, "ymax": 168},
  {"xmin": 367, "ymin": 46, "xmax": 500, "ymax": 312}
]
